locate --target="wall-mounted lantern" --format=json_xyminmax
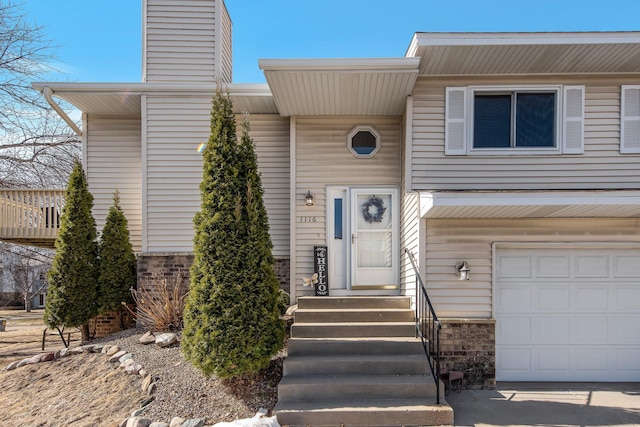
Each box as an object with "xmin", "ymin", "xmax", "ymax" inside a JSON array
[
  {"xmin": 456, "ymin": 261, "xmax": 470, "ymax": 281},
  {"xmin": 305, "ymin": 191, "xmax": 314, "ymax": 206}
]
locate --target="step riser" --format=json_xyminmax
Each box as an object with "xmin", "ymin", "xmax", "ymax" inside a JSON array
[
  {"xmin": 283, "ymin": 358, "xmax": 429, "ymax": 376},
  {"xmin": 297, "ymin": 296, "xmax": 411, "ymax": 310},
  {"xmin": 276, "ymin": 408, "xmax": 453, "ymax": 427},
  {"xmin": 278, "ymin": 380, "xmax": 436, "ymax": 401},
  {"xmin": 295, "ymin": 310, "xmax": 414, "ymax": 323},
  {"xmin": 291, "ymin": 323, "xmax": 416, "ymax": 338},
  {"xmin": 287, "ymin": 339, "xmax": 424, "ymax": 356}
]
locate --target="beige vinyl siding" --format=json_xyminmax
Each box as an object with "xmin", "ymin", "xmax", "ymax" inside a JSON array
[
  {"xmin": 145, "ymin": 95, "xmax": 289, "ymax": 254},
  {"xmin": 412, "ymin": 77, "xmax": 640, "ymax": 191},
  {"xmin": 425, "ymin": 218, "xmax": 640, "ymax": 319},
  {"xmin": 86, "ymin": 114, "xmax": 142, "ymax": 252},
  {"xmin": 144, "ymin": 0, "xmax": 231, "ymax": 83},
  {"xmin": 219, "ymin": 1, "xmax": 232, "ymax": 83},
  {"xmin": 294, "ymin": 116, "xmax": 402, "ymax": 298}
]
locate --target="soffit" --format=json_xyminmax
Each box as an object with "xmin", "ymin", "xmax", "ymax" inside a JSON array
[
  {"xmin": 408, "ymin": 32, "xmax": 640, "ymax": 75},
  {"xmin": 30, "ymin": 83, "xmax": 278, "ymax": 115},
  {"xmin": 259, "ymin": 58, "xmax": 420, "ymax": 116},
  {"xmin": 420, "ymin": 191, "xmax": 640, "ymax": 219}
]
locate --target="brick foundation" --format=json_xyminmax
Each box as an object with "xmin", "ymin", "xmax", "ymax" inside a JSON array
[
  {"xmin": 439, "ymin": 319, "xmax": 496, "ymax": 389},
  {"xmin": 137, "ymin": 253, "xmax": 291, "ymax": 293},
  {"xmin": 89, "ymin": 307, "xmax": 136, "ymax": 338}
]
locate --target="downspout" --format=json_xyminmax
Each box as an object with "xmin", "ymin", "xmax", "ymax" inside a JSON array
[{"xmin": 42, "ymin": 87, "xmax": 82, "ymax": 136}]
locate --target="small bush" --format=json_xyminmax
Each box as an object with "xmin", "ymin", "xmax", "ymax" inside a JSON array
[
  {"xmin": 125, "ymin": 273, "xmax": 188, "ymax": 331},
  {"xmin": 278, "ymin": 289, "xmax": 290, "ymax": 315}
]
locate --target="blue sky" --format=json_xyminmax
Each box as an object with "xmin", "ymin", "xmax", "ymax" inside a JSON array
[{"xmin": 23, "ymin": 0, "xmax": 640, "ymax": 84}]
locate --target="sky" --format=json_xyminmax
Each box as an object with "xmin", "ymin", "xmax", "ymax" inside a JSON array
[{"xmin": 22, "ymin": 0, "xmax": 640, "ymax": 84}]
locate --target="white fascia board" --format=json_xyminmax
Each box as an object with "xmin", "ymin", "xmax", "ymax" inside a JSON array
[
  {"xmin": 419, "ymin": 190, "xmax": 640, "ymax": 217},
  {"xmin": 259, "ymin": 58, "xmax": 420, "ymax": 73},
  {"xmin": 32, "ymin": 82, "xmax": 272, "ymax": 96},
  {"xmin": 412, "ymin": 31, "xmax": 640, "ymax": 47}
]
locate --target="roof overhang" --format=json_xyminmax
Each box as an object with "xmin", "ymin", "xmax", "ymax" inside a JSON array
[
  {"xmin": 407, "ymin": 32, "xmax": 640, "ymax": 75},
  {"xmin": 420, "ymin": 191, "xmax": 640, "ymax": 219},
  {"xmin": 30, "ymin": 82, "xmax": 278, "ymax": 115},
  {"xmin": 259, "ymin": 58, "xmax": 420, "ymax": 116}
]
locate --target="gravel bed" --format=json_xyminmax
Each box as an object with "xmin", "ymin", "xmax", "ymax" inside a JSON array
[{"xmin": 94, "ymin": 328, "xmax": 285, "ymax": 425}]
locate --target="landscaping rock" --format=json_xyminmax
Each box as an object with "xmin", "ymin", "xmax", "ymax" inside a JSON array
[
  {"xmin": 126, "ymin": 416, "xmax": 152, "ymax": 427},
  {"xmin": 5, "ymin": 360, "xmax": 20, "ymax": 371},
  {"xmin": 125, "ymin": 361, "xmax": 143, "ymax": 375},
  {"xmin": 118, "ymin": 353, "xmax": 133, "ymax": 364},
  {"xmin": 141, "ymin": 375, "xmax": 152, "ymax": 393},
  {"xmin": 147, "ymin": 382, "xmax": 156, "ymax": 396},
  {"xmin": 155, "ymin": 333, "xmax": 178, "ymax": 348},
  {"xmin": 68, "ymin": 346, "xmax": 84, "ymax": 355},
  {"xmin": 139, "ymin": 331, "xmax": 156, "ymax": 345},
  {"xmin": 59, "ymin": 348, "xmax": 69, "ymax": 357},
  {"xmin": 39, "ymin": 352, "xmax": 55, "ymax": 362},
  {"xmin": 169, "ymin": 417, "xmax": 186, "ymax": 427},
  {"xmin": 106, "ymin": 345, "xmax": 121, "ymax": 356},
  {"xmin": 150, "ymin": 422, "xmax": 169, "ymax": 427},
  {"xmin": 109, "ymin": 350, "xmax": 127, "ymax": 362},
  {"xmin": 102, "ymin": 344, "xmax": 111, "ymax": 354},
  {"xmin": 181, "ymin": 419, "xmax": 206, "ymax": 427},
  {"xmin": 16, "ymin": 358, "xmax": 31, "ymax": 368},
  {"xmin": 28, "ymin": 354, "xmax": 43, "ymax": 364},
  {"xmin": 139, "ymin": 368, "xmax": 148, "ymax": 378}
]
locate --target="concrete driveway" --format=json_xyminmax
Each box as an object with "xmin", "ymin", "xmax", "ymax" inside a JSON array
[{"xmin": 446, "ymin": 382, "xmax": 640, "ymax": 427}]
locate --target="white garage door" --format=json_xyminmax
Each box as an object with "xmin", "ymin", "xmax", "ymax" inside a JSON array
[{"xmin": 495, "ymin": 246, "xmax": 640, "ymax": 382}]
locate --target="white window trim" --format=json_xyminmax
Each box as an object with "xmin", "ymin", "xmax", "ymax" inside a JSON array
[
  {"xmin": 347, "ymin": 125, "xmax": 381, "ymax": 158},
  {"xmin": 467, "ymin": 85, "xmax": 563, "ymax": 156}
]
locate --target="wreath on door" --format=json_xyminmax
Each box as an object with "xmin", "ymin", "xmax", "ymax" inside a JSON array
[{"xmin": 362, "ymin": 195, "xmax": 386, "ymax": 223}]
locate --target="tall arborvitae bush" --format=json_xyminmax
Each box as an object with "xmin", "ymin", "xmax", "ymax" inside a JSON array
[
  {"xmin": 44, "ymin": 160, "xmax": 98, "ymax": 343},
  {"xmin": 181, "ymin": 90, "xmax": 285, "ymax": 378},
  {"xmin": 98, "ymin": 190, "xmax": 136, "ymax": 328}
]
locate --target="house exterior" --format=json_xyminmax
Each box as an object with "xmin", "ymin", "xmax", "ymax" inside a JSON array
[{"xmin": 32, "ymin": 0, "xmax": 640, "ymax": 385}]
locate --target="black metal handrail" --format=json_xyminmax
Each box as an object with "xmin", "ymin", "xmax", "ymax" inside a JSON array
[{"xmin": 404, "ymin": 248, "xmax": 442, "ymax": 404}]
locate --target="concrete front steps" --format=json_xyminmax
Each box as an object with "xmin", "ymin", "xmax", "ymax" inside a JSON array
[{"xmin": 275, "ymin": 296, "xmax": 453, "ymax": 427}]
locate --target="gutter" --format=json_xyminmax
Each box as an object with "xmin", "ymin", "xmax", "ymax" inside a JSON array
[{"xmin": 42, "ymin": 87, "xmax": 83, "ymax": 136}]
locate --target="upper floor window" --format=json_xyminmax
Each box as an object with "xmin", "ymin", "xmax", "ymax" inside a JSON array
[
  {"xmin": 474, "ymin": 91, "xmax": 556, "ymax": 149},
  {"xmin": 347, "ymin": 126, "xmax": 380, "ymax": 158},
  {"xmin": 445, "ymin": 85, "xmax": 584, "ymax": 156}
]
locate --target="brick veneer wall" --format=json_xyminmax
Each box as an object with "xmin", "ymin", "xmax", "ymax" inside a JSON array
[
  {"xmin": 439, "ymin": 319, "xmax": 496, "ymax": 389},
  {"xmin": 89, "ymin": 307, "xmax": 136, "ymax": 338},
  {"xmin": 137, "ymin": 253, "xmax": 291, "ymax": 293}
]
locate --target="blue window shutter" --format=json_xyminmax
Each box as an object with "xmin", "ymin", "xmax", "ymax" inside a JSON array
[
  {"xmin": 562, "ymin": 85, "xmax": 585, "ymax": 154},
  {"xmin": 445, "ymin": 87, "xmax": 467, "ymax": 155},
  {"xmin": 621, "ymin": 86, "xmax": 640, "ymax": 154}
]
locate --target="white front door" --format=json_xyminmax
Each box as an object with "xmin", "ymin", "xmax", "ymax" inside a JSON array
[{"xmin": 327, "ymin": 187, "xmax": 399, "ymax": 293}]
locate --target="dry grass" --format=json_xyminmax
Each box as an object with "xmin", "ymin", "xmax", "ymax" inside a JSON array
[{"xmin": 126, "ymin": 273, "xmax": 188, "ymax": 332}]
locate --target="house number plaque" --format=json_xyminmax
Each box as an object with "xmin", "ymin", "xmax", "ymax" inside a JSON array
[{"xmin": 314, "ymin": 245, "xmax": 329, "ymax": 296}]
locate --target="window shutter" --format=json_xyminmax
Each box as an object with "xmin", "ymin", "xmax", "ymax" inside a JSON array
[
  {"xmin": 621, "ymin": 86, "xmax": 640, "ymax": 154},
  {"xmin": 562, "ymin": 85, "xmax": 585, "ymax": 154},
  {"xmin": 445, "ymin": 87, "xmax": 467, "ymax": 155}
]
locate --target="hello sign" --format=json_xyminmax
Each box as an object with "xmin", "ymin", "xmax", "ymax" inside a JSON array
[{"xmin": 314, "ymin": 245, "xmax": 329, "ymax": 296}]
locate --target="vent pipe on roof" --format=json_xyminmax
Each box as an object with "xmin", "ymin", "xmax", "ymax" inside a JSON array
[{"xmin": 42, "ymin": 87, "xmax": 82, "ymax": 137}]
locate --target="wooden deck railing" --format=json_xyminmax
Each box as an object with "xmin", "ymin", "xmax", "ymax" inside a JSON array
[{"xmin": 0, "ymin": 189, "xmax": 65, "ymax": 246}]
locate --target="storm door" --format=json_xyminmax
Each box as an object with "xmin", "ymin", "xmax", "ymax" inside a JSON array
[{"xmin": 327, "ymin": 187, "xmax": 399, "ymax": 292}]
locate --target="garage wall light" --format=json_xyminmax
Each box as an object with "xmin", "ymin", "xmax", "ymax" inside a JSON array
[{"xmin": 456, "ymin": 261, "xmax": 470, "ymax": 280}]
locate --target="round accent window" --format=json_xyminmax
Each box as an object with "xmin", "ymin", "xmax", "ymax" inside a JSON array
[{"xmin": 347, "ymin": 126, "xmax": 380, "ymax": 158}]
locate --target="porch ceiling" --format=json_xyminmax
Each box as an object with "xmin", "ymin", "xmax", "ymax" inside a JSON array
[
  {"xmin": 420, "ymin": 191, "xmax": 640, "ymax": 219},
  {"xmin": 259, "ymin": 58, "xmax": 420, "ymax": 116},
  {"xmin": 30, "ymin": 82, "xmax": 278, "ymax": 115},
  {"xmin": 407, "ymin": 32, "xmax": 640, "ymax": 75}
]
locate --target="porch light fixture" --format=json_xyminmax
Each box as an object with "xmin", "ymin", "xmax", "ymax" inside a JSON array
[
  {"xmin": 456, "ymin": 261, "xmax": 470, "ymax": 281},
  {"xmin": 305, "ymin": 191, "xmax": 314, "ymax": 206}
]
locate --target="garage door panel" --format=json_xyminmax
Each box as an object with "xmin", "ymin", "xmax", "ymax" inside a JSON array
[
  {"xmin": 497, "ymin": 286, "xmax": 531, "ymax": 312},
  {"xmin": 536, "ymin": 285, "xmax": 570, "ymax": 311},
  {"xmin": 536, "ymin": 255, "xmax": 570, "ymax": 277},
  {"xmin": 498, "ymin": 255, "xmax": 532, "ymax": 278},
  {"xmin": 576, "ymin": 286, "xmax": 608, "ymax": 311},
  {"xmin": 575, "ymin": 255, "xmax": 609, "ymax": 278},
  {"xmin": 613, "ymin": 255, "xmax": 640, "ymax": 277},
  {"xmin": 613, "ymin": 286, "xmax": 640, "ymax": 310},
  {"xmin": 575, "ymin": 317, "xmax": 608, "ymax": 343},
  {"xmin": 498, "ymin": 316, "xmax": 532, "ymax": 343},
  {"xmin": 496, "ymin": 246, "xmax": 640, "ymax": 382},
  {"xmin": 536, "ymin": 348, "xmax": 570, "ymax": 373},
  {"xmin": 537, "ymin": 317, "xmax": 570, "ymax": 344}
]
